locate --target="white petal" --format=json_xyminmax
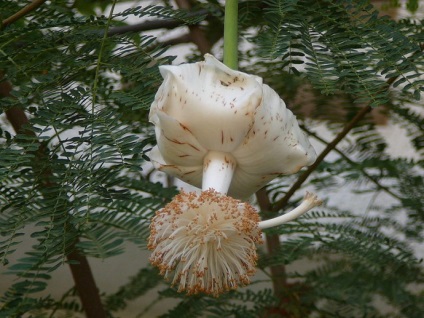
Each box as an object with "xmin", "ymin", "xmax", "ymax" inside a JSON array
[
  {"xmin": 149, "ymin": 55, "xmax": 317, "ymax": 201},
  {"xmin": 153, "ymin": 111, "xmax": 207, "ymax": 166},
  {"xmin": 151, "ymin": 54, "xmax": 263, "ymax": 152},
  {"xmin": 149, "ymin": 146, "xmax": 203, "ymax": 188},
  {"xmin": 232, "ymin": 84, "xmax": 316, "ymax": 174},
  {"xmin": 228, "ymin": 168, "xmax": 277, "ymax": 200}
]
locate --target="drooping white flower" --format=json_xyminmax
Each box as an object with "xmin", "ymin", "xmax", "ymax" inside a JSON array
[
  {"xmin": 148, "ymin": 54, "xmax": 321, "ymax": 296},
  {"xmin": 149, "ymin": 54, "xmax": 317, "ymax": 199}
]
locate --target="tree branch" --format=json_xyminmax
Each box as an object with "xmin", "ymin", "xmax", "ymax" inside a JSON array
[
  {"xmin": 272, "ymin": 76, "xmax": 399, "ymax": 213},
  {"xmin": 256, "ymin": 188, "xmax": 287, "ymax": 298},
  {"xmin": 161, "ymin": 33, "xmax": 192, "ymax": 47},
  {"xmin": 1, "ymin": 0, "xmax": 47, "ymax": 30},
  {"xmin": 67, "ymin": 245, "xmax": 107, "ymax": 318},
  {"xmin": 301, "ymin": 124, "xmax": 402, "ymax": 201},
  {"xmin": 272, "ymin": 105, "xmax": 373, "ymax": 212},
  {"xmin": 174, "ymin": 0, "xmax": 212, "ymax": 55},
  {"xmin": 107, "ymin": 8, "xmax": 209, "ymax": 37}
]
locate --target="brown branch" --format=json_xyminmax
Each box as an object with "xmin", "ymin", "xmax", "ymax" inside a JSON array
[
  {"xmin": 1, "ymin": 79, "xmax": 107, "ymax": 318},
  {"xmin": 301, "ymin": 124, "xmax": 402, "ymax": 201},
  {"xmin": 272, "ymin": 105, "xmax": 373, "ymax": 212},
  {"xmin": 255, "ymin": 97, "xmax": 374, "ymax": 308},
  {"xmin": 272, "ymin": 76, "xmax": 399, "ymax": 213},
  {"xmin": 255, "ymin": 77, "xmax": 402, "ymax": 306},
  {"xmin": 255, "ymin": 104, "xmax": 372, "ymax": 302},
  {"xmin": 161, "ymin": 33, "xmax": 192, "ymax": 47},
  {"xmin": 107, "ymin": 8, "xmax": 209, "ymax": 37},
  {"xmin": 256, "ymin": 188, "xmax": 287, "ymax": 298},
  {"xmin": 174, "ymin": 0, "xmax": 212, "ymax": 55},
  {"xmin": 1, "ymin": 0, "xmax": 47, "ymax": 30},
  {"xmin": 255, "ymin": 74, "xmax": 400, "ymax": 306},
  {"xmin": 107, "ymin": 19, "xmax": 183, "ymax": 36},
  {"xmin": 67, "ymin": 245, "xmax": 107, "ymax": 317}
]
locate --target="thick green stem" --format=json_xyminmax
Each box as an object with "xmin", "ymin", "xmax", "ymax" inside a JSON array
[{"xmin": 223, "ymin": 0, "xmax": 238, "ymax": 69}]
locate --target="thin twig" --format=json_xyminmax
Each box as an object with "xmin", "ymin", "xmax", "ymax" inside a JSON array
[
  {"xmin": 1, "ymin": 0, "xmax": 47, "ymax": 30},
  {"xmin": 272, "ymin": 76, "xmax": 399, "ymax": 213},
  {"xmin": 256, "ymin": 188, "xmax": 287, "ymax": 297},
  {"xmin": 255, "ymin": 76, "xmax": 397, "ymax": 302},
  {"xmin": 272, "ymin": 105, "xmax": 373, "ymax": 212},
  {"xmin": 301, "ymin": 124, "xmax": 402, "ymax": 201},
  {"xmin": 174, "ymin": 0, "xmax": 212, "ymax": 55},
  {"xmin": 161, "ymin": 33, "xmax": 191, "ymax": 46},
  {"xmin": 107, "ymin": 9, "xmax": 209, "ymax": 37}
]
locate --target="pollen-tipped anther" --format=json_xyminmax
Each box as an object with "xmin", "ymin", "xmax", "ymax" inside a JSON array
[{"xmin": 148, "ymin": 190, "xmax": 263, "ymax": 296}]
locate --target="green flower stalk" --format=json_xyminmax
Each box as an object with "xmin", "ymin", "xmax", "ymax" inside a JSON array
[{"xmin": 223, "ymin": 0, "xmax": 238, "ymax": 69}]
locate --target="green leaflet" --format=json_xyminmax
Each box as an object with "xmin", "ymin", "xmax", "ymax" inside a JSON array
[{"xmin": 0, "ymin": 0, "xmax": 423, "ymax": 317}]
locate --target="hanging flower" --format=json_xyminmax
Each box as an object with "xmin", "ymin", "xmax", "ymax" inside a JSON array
[
  {"xmin": 148, "ymin": 54, "xmax": 321, "ymax": 296},
  {"xmin": 149, "ymin": 54, "xmax": 317, "ymax": 200}
]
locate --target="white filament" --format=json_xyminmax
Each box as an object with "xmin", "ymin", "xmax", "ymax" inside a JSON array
[{"xmin": 258, "ymin": 192, "xmax": 322, "ymax": 229}]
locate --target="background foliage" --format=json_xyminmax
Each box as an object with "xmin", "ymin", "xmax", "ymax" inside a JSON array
[{"xmin": 0, "ymin": 0, "xmax": 423, "ymax": 317}]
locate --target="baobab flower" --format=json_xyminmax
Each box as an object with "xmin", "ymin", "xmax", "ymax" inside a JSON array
[
  {"xmin": 148, "ymin": 54, "xmax": 321, "ymax": 296},
  {"xmin": 149, "ymin": 54, "xmax": 316, "ymax": 200}
]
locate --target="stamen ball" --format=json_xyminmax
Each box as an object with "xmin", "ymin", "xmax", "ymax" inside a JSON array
[{"xmin": 148, "ymin": 189, "xmax": 263, "ymax": 296}]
